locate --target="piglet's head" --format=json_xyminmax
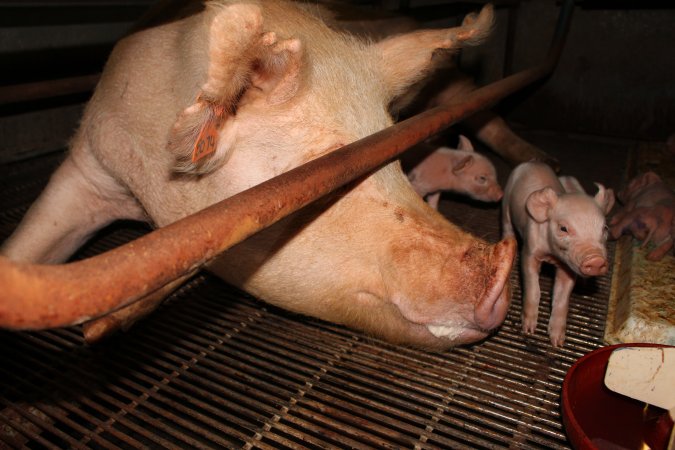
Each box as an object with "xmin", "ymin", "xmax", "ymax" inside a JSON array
[
  {"xmin": 527, "ymin": 184, "xmax": 614, "ymax": 277},
  {"xmin": 619, "ymin": 171, "xmax": 662, "ymax": 203},
  {"xmin": 451, "ymin": 136, "xmax": 503, "ymax": 202}
]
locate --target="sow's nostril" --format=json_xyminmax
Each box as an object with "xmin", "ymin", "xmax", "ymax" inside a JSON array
[{"xmin": 581, "ymin": 256, "xmax": 608, "ymax": 276}]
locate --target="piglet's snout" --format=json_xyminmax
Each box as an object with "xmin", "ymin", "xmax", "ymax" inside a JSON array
[
  {"xmin": 489, "ymin": 186, "xmax": 504, "ymax": 202},
  {"xmin": 580, "ymin": 254, "xmax": 608, "ymax": 276}
]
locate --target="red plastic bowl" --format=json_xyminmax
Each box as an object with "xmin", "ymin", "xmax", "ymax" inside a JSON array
[{"xmin": 562, "ymin": 343, "xmax": 674, "ymax": 450}]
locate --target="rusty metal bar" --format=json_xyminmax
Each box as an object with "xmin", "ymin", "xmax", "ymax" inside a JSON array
[
  {"xmin": 0, "ymin": 74, "xmax": 101, "ymax": 105},
  {"xmin": 0, "ymin": 0, "xmax": 574, "ymax": 330}
]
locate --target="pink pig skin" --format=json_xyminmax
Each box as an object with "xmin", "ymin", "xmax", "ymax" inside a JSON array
[
  {"xmin": 609, "ymin": 171, "xmax": 675, "ymax": 261},
  {"xmin": 406, "ymin": 135, "xmax": 503, "ymax": 209},
  {"xmin": 502, "ymin": 162, "xmax": 615, "ymax": 346}
]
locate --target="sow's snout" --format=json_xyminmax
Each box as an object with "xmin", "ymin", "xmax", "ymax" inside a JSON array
[
  {"xmin": 390, "ymin": 234, "xmax": 517, "ymax": 346},
  {"xmin": 472, "ymin": 237, "xmax": 516, "ymax": 331}
]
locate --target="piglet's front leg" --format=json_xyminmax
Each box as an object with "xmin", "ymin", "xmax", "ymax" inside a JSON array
[
  {"xmin": 520, "ymin": 250, "xmax": 542, "ymax": 335},
  {"xmin": 548, "ymin": 265, "xmax": 576, "ymax": 347}
]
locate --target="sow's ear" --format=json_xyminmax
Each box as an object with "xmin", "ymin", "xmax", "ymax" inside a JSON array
[
  {"xmin": 594, "ymin": 183, "xmax": 615, "ymax": 215},
  {"xmin": 170, "ymin": 3, "xmax": 304, "ymax": 175},
  {"xmin": 526, "ymin": 187, "xmax": 558, "ymax": 223},
  {"xmin": 372, "ymin": 4, "xmax": 493, "ymax": 102}
]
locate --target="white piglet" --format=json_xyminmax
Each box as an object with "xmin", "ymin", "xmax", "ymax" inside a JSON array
[
  {"xmin": 407, "ymin": 135, "xmax": 503, "ymax": 209},
  {"xmin": 501, "ymin": 162, "xmax": 615, "ymax": 346}
]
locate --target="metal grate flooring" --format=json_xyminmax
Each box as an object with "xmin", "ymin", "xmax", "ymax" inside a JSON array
[{"xmin": 0, "ymin": 132, "xmax": 633, "ymax": 449}]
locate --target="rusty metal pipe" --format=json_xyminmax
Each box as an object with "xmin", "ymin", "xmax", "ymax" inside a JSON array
[
  {"xmin": 0, "ymin": 0, "xmax": 574, "ymax": 329},
  {"xmin": 0, "ymin": 74, "xmax": 101, "ymax": 105}
]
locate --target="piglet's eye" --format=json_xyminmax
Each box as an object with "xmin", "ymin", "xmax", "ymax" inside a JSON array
[{"xmin": 477, "ymin": 176, "xmax": 487, "ymax": 184}]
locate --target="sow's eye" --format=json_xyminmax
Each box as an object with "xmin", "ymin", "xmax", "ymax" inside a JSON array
[{"xmin": 559, "ymin": 224, "xmax": 568, "ymax": 233}]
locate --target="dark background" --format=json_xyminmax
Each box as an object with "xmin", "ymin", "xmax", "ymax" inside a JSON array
[{"xmin": 1, "ymin": 0, "xmax": 673, "ymax": 162}]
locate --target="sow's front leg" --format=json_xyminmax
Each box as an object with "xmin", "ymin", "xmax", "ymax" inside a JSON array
[
  {"xmin": 1, "ymin": 135, "xmax": 148, "ymax": 341},
  {"xmin": 1, "ymin": 140, "xmax": 145, "ymax": 264}
]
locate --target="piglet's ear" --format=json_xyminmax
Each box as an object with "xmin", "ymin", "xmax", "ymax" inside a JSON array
[
  {"xmin": 642, "ymin": 171, "xmax": 662, "ymax": 185},
  {"xmin": 457, "ymin": 135, "xmax": 474, "ymax": 152},
  {"xmin": 452, "ymin": 155, "xmax": 474, "ymax": 174},
  {"xmin": 594, "ymin": 183, "xmax": 615, "ymax": 215},
  {"xmin": 526, "ymin": 187, "xmax": 558, "ymax": 223},
  {"xmin": 373, "ymin": 4, "xmax": 493, "ymax": 102},
  {"xmin": 558, "ymin": 176, "xmax": 585, "ymax": 194}
]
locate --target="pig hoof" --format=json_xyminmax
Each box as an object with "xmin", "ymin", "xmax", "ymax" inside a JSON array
[
  {"xmin": 549, "ymin": 335, "xmax": 566, "ymax": 347},
  {"xmin": 521, "ymin": 323, "xmax": 537, "ymax": 335},
  {"xmin": 521, "ymin": 315, "xmax": 538, "ymax": 334},
  {"xmin": 548, "ymin": 324, "xmax": 566, "ymax": 346},
  {"xmin": 548, "ymin": 318, "xmax": 567, "ymax": 347}
]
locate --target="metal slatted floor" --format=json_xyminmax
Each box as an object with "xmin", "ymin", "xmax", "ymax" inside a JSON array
[{"xmin": 0, "ymin": 131, "xmax": 633, "ymax": 449}]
